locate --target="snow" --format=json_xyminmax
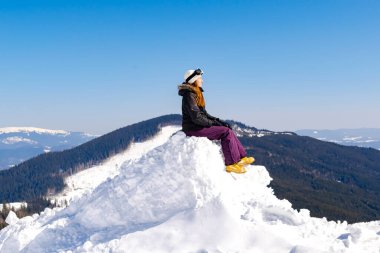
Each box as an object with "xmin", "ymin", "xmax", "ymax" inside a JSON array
[
  {"xmin": 5, "ymin": 211, "xmax": 19, "ymax": 226},
  {"xmin": 343, "ymin": 136, "xmax": 363, "ymax": 141},
  {"xmin": 296, "ymin": 129, "xmax": 380, "ymax": 150},
  {"xmin": 82, "ymin": 133, "xmax": 99, "ymax": 138},
  {"xmin": 1, "ymin": 137, "xmax": 38, "ymax": 145},
  {"xmin": 52, "ymin": 125, "xmax": 182, "ymax": 206},
  {"xmin": 1, "ymin": 128, "xmax": 380, "ymax": 252},
  {"xmin": 234, "ymin": 126, "xmax": 274, "ymax": 138},
  {"xmin": 0, "ymin": 127, "xmax": 69, "ymax": 135}
]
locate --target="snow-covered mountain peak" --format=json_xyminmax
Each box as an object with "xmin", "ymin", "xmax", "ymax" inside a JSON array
[
  {"xmin": 0, "ymin": 127, "xmax": 69, "ymax": 136},
  {"xmin": 1, "ymin": 128, "xmax": 380, "ymax": 252},
  {"xmin": 0, "ymin": 127, "xmax": 97, "ymax": 170},
  {"xmin": 296, "ymin": 128, "xmax": 380, "ymax": 150}
]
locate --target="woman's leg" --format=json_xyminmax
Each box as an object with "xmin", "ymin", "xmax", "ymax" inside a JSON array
[
  {"xmin": 184, "ymin": 126, "xmax": 246, "ymax": 165},
  {"xmin": 235, "ymin": 134, "xmax": 247, "ymax": 159}
]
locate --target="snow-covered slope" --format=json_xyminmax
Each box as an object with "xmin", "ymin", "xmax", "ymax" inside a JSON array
[
  {"xmin": 1, "ymin": 130, "xmax": 380, "ymax": 253},
  {"xmin": 52, "ymin": 125, "xmax": 182, "ymax": 206},
  {"xmin": 0, "ymin": 127, "xmax": 97, "ymax": 170}
]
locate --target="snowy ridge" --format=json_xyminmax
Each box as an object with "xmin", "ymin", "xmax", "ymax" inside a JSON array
[
  {"xmin": 0, "ymin": 127, "xmax": 69, "ymax": 135},
  {"xmin": 1, "ymin": 131, "xmax": 380, "ymax": 252},
  {"xmin": 233, "ymin": 124, "xmax": 294, "ymax": 138},
  {"xmin": 0, "ymin": 127, "xmax": 96, "ymax": 170},
  {"xmin": 296, "ymin": 129, "xmax": 380, "ymax": 150}
]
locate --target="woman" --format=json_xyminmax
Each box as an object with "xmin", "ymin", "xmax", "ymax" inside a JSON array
[{"xmin": 178, "ymin": 68, "xmax": 254, "ymax": 173}]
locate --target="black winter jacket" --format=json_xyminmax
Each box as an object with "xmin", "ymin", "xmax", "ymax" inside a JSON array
[{"xmin": 178, "ymin": 84, "xmax": 217, "ymax": 132}]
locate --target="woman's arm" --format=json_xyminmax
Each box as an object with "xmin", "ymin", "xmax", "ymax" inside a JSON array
[
  {"xmin": 184, "ymin": 93, "xmax": 215, "ymax": 127},
  {"xmin": 202, "ymin": 107, "xmax": 232, "ymax": 129},
  {"xmin": 202, "ymin": 108, "xmax": 217, "ymax": 120}
]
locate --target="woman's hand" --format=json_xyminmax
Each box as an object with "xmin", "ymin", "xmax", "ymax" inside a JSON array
[
  {"xmin": 212, "ymin": 120, "xmax": 224, "ymax": 127},
  {"xmin": 220, "ymin": 121, "xmax": 232, "ymax": 129}
]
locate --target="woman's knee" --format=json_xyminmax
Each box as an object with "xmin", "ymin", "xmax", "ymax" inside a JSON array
[{"xmin": 221, "ymin": 127, "xmax": 233, "ymax": 138}]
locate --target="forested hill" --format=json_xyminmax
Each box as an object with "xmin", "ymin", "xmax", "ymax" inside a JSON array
[
  {"xmin": 2, "ymin": 114, "xmax": 380, "ymax": 223},
  {"xmin": 0, "ymin": 114, "xmax": 181, "ymax": 203}
]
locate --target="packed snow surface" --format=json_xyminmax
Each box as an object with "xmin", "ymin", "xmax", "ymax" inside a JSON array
[{"xmin": 1, "ymin": 130, "xmax": 380, "ymax": 252}]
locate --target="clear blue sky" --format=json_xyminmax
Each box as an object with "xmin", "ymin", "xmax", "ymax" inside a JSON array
[{"xmin": 1, "ymin": 0, "xmax": 379, "ymax": 134}]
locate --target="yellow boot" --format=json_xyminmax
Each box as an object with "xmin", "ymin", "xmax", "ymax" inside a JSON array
[
  {"xmin": 226, "ymin": 163, "xmax": 246, "ymax": 174},
  {"xmin": 237, "ymin": 156, "xmax": 255, "ymax": 167}
]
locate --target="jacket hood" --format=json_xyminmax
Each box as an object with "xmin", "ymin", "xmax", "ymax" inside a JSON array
[{"xmin": 178, "ymin": 84, "xmax": 204, "ymax": 96}]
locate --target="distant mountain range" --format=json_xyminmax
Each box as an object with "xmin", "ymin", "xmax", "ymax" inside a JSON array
[
  {"xmin": 0, "ymin": 127, "xmax": 97, "ymax": 170},
  {"xmin": 296, "ymin": 128, "xmax": 380, "ymax": 150},
  {"xmin": 1, "ymin": 115, "xmax": 380, "ymax": 223}
]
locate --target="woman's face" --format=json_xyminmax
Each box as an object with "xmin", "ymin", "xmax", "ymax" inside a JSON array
[{"xmin": 193, "ymin": 76, "xmax": 203, "ymax": 87}]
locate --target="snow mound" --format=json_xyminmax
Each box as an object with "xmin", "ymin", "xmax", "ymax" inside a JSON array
[
  {"xmin": 5, "ymin": 211, "xmax": 19, "ymax": 226},
  {"xmin": 1, "ymin": 131, "xmax": 380, "ymax": 252},
  {"xmin": 52, "ymin": 125, "xmax": 181, "ymax": 206}
]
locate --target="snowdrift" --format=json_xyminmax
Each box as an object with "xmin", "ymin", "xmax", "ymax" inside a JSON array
[{"xmin": 1, "ymin": 131, "xmax": 380, "ymax": 253}]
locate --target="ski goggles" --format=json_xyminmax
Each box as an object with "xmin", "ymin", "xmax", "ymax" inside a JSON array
[{"xmin": 186, "ymin": 68, "xmax": 203, "ymax": 83}]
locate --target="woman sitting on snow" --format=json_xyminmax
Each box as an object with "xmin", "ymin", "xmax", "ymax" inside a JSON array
[{"xmin": 178, "ymin": 68, "xmax": 255, "ymax": 173}]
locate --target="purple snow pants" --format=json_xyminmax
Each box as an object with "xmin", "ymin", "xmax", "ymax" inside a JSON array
[{"xmin": 184, "ymin": 126, "xmax": 247, "ymax": 166}]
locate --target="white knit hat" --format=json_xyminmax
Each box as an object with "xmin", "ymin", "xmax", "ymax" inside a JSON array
[{"xmin": 183, "ymin": 69, "xmax": 203, "ymax": 84}]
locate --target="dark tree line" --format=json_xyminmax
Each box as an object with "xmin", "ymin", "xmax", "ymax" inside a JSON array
[
  {"xmin": 1, "ymin": 197, "xmax": 55, "ymax": 230},
  {"xmin": 240, "ymin": 134, "xmax": 380, "ymax": 223}
]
